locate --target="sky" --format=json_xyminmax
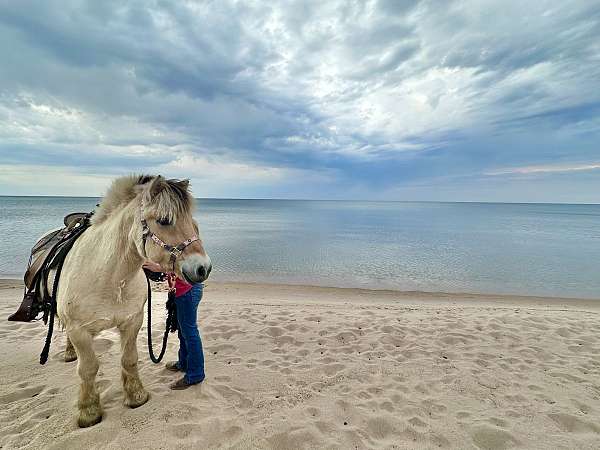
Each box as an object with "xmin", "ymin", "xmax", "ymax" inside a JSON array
[{"xmin": 0, "ymin": 0, "xmax": 599, "ymax": 202}]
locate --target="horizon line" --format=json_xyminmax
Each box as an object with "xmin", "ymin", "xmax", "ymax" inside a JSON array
[{"xmin": 0, "ymin": 194, "xmax": 598, "ymax": 206}]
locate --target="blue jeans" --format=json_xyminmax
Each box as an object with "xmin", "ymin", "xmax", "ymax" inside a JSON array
[{"xmin": 174, "ymin": 283, "xmax": 205, "ymax": 383}]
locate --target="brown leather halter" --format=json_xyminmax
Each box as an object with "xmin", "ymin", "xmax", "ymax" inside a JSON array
[{"xmin": 140, "ymin": 201, "xmax": 199, "ymax": 272}]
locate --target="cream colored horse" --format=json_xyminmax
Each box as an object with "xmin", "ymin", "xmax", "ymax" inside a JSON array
[{"xmin": 56, "ymin": 175, "xmax": 211, "ymax": 427}]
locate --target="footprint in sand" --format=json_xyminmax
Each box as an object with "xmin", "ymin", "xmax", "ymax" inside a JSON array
[
  {"xmin": 486, "ymin": 417, "xmax": 508, "ymax": 428},
  {"xmin": 408, "ymin": 416, "xmax": 427, "ymax": 428},
  {"xmin": 366, "ymin": 416, "xmax": 396, "ymax": 440},
  {"xmin": 470, "ymin": 425, "xmax": 519, "ymax": 450},
  {"xmin": 169, "ymin": 422, "xmax": 194, "ymax": 439},
  {"xmin": 274, "ymin": 335, "xmax": 297, "ymax": 346},
  {"xmin": 571, "ymin": 399, "xmax": 594, "ymax": 414},
  {"xmin": 547, "ymin": 413, "xmax": 600, "ymax": 434},
  {"xmin": 283, "ymin": 323, "xmax": 299, "ymax": 332},
  {"xmin": 211, "ymin": 384, "xmax": 252, "ymax": 409},
  {"xmin": 305, "ymin": 406, "xmax": 321, "ymax": 417},
  {"xmin": 379, "ymin": 401, "xmax": 394, "ymax": 412},
  {"xmin": 0, "ymin": 385, "xmax": 45, "ymax": 404},
  {"xmin": 30, "ymin": 408, "xmax": 55, "ymax": 421},
  {"xmin": 208, "ymin": 343, "xmax": 236, "ymax": 354},
  {"xmin": 214, "ymin": 375, "xmax": 231, "ymax": 382},
  {"xmin": 262, "ymin": 326, "xmax": 285, "ymax": 337}
]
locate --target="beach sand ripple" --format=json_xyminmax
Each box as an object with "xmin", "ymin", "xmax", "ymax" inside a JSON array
[{"xmin": 1, "ymin": 280, "xmax": 600, "ymax": 449}]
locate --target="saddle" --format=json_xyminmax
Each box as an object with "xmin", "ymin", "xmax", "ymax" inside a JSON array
[{"xmin": 8, "ymin": 211, "xmax": 93, "ymax": 322}]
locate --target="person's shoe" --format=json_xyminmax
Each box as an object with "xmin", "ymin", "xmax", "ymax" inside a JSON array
[
  {"xmin": 165, "ymin": 361, "xmax": 182, "ymax": 372},
  {"xmin": 170, "ymin": 377, "xmax": 203, "ymax": 390}
]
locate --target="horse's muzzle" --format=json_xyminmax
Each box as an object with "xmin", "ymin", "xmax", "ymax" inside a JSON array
[{"xmin": 181, "ymin": 254, "xmax": 212, "ymax": 283}]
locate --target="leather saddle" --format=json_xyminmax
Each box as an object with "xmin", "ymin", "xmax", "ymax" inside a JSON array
[{"xmin": 8, "ymin": 211, "xmax": 93, "ymax": 322}]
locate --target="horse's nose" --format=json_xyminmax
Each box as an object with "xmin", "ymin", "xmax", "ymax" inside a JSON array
[
  {"xmin": 195, "ymin": 262, "xmax": 212, "ymax": 281},
  {"xmin": 182, "ymin": 255, "xmax": 212, "ymax": 283}
]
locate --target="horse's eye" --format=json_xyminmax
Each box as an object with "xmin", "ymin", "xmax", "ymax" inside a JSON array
[{"xmin": 156, "ymin": 217, "xmax": 172, "ymax": 226}]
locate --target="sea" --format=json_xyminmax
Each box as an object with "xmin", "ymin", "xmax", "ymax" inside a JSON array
[{"xmin": 1, "ymin": 197, "xmax": 599, "ymax": 299}]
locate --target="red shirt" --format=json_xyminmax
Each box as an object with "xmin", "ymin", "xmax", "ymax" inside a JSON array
[
  {"xmin": 167, "ymin": 273, "xmax": 193, "ymax": 297},
  {"xmin": 174, "ymin": 277, "xmax": 192, "ymax": 297}
]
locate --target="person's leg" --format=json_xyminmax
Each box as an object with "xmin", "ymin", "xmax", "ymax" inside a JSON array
[
  {"xmin": 174, "ymin": 284, "xmax": 205, "ymax": 384},
  {"xmin": 175, "ymin": 308, "xmax": 188, "ymax": 371}
]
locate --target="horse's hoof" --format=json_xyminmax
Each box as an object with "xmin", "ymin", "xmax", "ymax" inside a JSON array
[
  {"xmin": 125, "ymin": 389, "xmax": 149, "ymax": 409},
  {"xmin": 77, "ymin": 408, "xmax": 102, "ymax": 428},
  {"xmin": 64, "ymin": 351, "xmax": 77, "ymax": 362}
]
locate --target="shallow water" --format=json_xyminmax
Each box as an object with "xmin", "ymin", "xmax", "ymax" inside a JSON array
[{"xmin": 1, "ymin": 197, "xmax": 599, "ymax": 298}]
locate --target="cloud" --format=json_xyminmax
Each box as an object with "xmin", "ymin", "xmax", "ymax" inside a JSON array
[
  {"xmin": 0, "ymin": 0, "xmax": 599, "ymax": 200},
  {"xmin": 155, "ymin": 149, "xmax": 337, "ymax": 198},
  {"xmin": 0, "ymin": 164, "xmax": 113, "ymax": 196},
  {"xmin": 487, "ymin": 163, "xmax": 600, "ymax": 176}
]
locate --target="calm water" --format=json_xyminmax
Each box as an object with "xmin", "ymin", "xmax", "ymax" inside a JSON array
[{"xmin": 1, "ymin": 197, "xmax": 599, "ymax": 299}]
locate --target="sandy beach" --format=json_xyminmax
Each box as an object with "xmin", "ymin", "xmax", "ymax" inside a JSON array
[{"xmin": 1, "ymin": 279, "xmax": 600, "ymax": 449}]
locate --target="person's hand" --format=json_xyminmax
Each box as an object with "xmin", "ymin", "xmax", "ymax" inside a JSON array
[
  {"xmin": 166, "ymin": 272, "xmax": 177, "ymax": 291},
  {"xmin": 142, "ymin": 260, "xmax": 163, "ymax": 272}
]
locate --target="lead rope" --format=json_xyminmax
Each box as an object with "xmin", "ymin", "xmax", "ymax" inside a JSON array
[
  {"xmin": 140, "ymin": 201, "xmax": 193, "ymax": 363},
  {"xmin": 145, "ymin": 270, "xmax": 178, "ymax": 363}
]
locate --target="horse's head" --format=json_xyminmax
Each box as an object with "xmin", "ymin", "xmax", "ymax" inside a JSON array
[{"xmin": 136, "ymin": 175, "xmax": 212, "ymax": 284}]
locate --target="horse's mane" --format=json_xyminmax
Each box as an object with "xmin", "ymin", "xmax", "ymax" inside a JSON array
[{"xmin": 93, "ymin": 174, "xmax": 194, "ymax": 224}]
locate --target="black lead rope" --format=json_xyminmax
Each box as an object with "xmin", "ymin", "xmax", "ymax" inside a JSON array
[
  {"xmin": 140, "ymin": 200, "xmax": 197, "ymax": 364},
  {"xmin": 145, "ymin": 271, "xmax": 178, "ymax": 364}
]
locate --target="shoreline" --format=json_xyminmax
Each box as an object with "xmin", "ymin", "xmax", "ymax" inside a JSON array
[{"xmin": 2, "ymin": 277, "xmax": 599, "ymax": 310}]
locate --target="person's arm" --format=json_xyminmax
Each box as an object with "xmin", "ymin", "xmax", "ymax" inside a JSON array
[{"xmin": 142, "ymin": 261, "xmax": 166, "ymax": 282}]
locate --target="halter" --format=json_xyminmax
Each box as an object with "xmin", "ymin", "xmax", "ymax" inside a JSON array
[{"xmin": 140, "ymin": 200, "xmax": 200, "ymax": 272}]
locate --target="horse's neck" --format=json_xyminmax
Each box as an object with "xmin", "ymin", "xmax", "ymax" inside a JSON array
[{"xmin": 87, "ymin": 201, "xmax": 143, "ymax": 282}]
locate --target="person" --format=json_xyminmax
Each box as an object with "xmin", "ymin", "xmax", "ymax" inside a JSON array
[{"xmin": 142, "ymin": 260, "xmax": 206, "ymax": 390}]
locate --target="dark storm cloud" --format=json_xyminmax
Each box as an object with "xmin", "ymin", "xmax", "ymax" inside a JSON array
[{"xmin": 0, "ymin": 0, "xmax": 599, "ymax": 200}]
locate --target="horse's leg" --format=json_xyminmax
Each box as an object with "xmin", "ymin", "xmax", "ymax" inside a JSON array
[
  {"xmin": 64, "ymin": 336, "xmax": 78, "ymax": 362},
  {"xmin": 119, "ymin": 312, "xmax": 149, "ymax": 408},
  {"xmin": 68, "ymin": 328, "xmax": 102, "ymax": 427}
]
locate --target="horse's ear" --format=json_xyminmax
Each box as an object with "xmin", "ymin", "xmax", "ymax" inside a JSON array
[
  {"xmin": 134, "ymin": 174, "xmax": 152, "ymax": 194},
  {"xmin": 149, "ymin": 175, "xmax": 165, "ymax": 197},
  {"xmin": 178, "ymin": 179, "xmax": 190, "ymax": 191},
  {"xmin": 137, "ymin": 175, "xmax": 154, "ymax": 185}
]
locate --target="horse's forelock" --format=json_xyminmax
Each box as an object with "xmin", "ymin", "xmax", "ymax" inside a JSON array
[
  {"xmin": 148, "ymin": 179, "xmax": 193, "ymax": 221},
  {"xmin": 93, "ymin": 175, "xmax": 193, "ymax": 225}
]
